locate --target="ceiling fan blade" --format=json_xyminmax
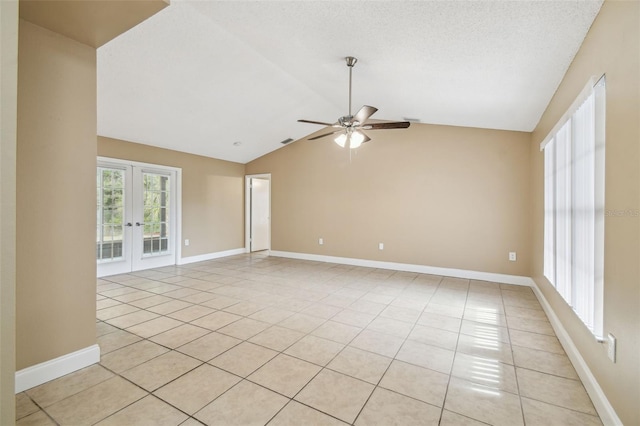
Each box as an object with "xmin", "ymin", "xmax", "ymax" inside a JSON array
[
  {"xmin": 361, "ymin": 121, "xmax": 411, "ymax": 130},
  {"xmin": 361, "ymin": 131, "xmax": 371, "ymax": 143},
  {"xmin": 353, "ymin": 105, "xmax": 378, "ymax": 124},
  {"xmin": 308, "ymin": 129, "xmax": 344, "ymax": 141},
  {"xmin": 298, "ymin": 119, "xmax": 336, "ymax": 127}
]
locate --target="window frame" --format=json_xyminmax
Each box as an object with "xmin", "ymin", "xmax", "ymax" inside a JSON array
[{"xmin": 540, "ymin": 75, "xmax": 606, "ymax": 340}]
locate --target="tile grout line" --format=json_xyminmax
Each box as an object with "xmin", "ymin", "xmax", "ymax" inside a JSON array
[
  {"xmin": 37, "ymin": 254, "xmax": 600, "ymax": 425},
  {"xmin": 435, "ymin": 276, "xmax": 468, "ymax": 425},
  {"xmin": 351, "ymin": 274, "xmax": 443, "ymax": 424}
]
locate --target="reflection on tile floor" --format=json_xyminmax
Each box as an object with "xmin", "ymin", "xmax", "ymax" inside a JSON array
[{"xmin": 16, "ymin": 253, "xmax": 603, "ymax": 425}]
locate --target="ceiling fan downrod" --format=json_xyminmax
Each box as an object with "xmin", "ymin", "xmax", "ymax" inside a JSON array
[{"xmin": 346, "ymin": 56, "xmax": 357, "ymax": 119}]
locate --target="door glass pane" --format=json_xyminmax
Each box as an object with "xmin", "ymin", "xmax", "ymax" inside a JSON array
[
  {"xmin": 97, "ymin": 167, "xmax": 125, "ymax": 263},
  {"xmin": 142, "ymin": 172, "xmax": 170, "ymax": 256}
]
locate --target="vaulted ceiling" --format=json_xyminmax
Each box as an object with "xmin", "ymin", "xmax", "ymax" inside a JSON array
[{"xmin": 98, "ymin": 0, "xmax": 603, "ymax": 164}]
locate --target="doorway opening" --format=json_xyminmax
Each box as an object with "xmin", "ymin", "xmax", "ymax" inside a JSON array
[{"xmin": 245, "ymin": 174, "xmax": 271, "ymax": 252}]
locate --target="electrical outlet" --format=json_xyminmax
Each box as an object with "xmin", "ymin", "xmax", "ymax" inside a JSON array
[
  {"xmin": 319, "ymin": 238, "xmax": 324, "ymax": 245},
  {"xmin": 379, "ymin": 243, "xmax": 384, "ymax": 250},
  {"xmin": 607, "ymin": 333, "xmax": 616, "ymax": 362},
  {"xmin": 509, "ymin": 252, "xmax": 517, "ymax": 261},
  {"xmin": 184, "ymin": 239, "xmax": 190, "ymax": 246}
]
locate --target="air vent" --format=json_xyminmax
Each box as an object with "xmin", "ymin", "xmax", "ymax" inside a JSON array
[
  {"xmin": 280, "ymin": 138, "xmax": 294, "ymax": 145},
  {"xmin": 403, "ymin": 117, "xmax": 421, "ymax": 123}
]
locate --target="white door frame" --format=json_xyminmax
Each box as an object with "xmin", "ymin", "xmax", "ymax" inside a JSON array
[
  {"xmin": 245, "ymin": 174, "xmax": 271, "ymax": 253},
  {"xmin": 97, "ymin": 156, "xmax": 182, "ymax": 277}
]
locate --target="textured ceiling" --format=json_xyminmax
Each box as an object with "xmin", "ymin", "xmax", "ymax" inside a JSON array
[{"xmin": 98, "ymin": 0, "xmax": 603, "ymax": 164}]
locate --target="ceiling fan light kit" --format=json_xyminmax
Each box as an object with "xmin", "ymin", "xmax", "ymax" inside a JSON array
[
  {"xmin": 335, "ymin": 128, "xmax": 365, "ymax": 149},
  {"xmin": 298, "ymin": 56, "xmax": 410, "ymax": 149}
]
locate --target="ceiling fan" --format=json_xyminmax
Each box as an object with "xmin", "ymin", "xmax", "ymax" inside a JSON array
[{"xmin": 298, "ymin": 56, "xmax": 410, "ymax": 149}]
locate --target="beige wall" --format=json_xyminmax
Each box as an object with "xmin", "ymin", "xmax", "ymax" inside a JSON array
[
  {"xmin": 19, "ymin": 0, "xmax": 168, "ymax": 48},
  {"xmin": 247, "ymin": 124, "xmax": 531, "ymax": 276},
  {"xmin": 16, "ymin": 20, "xmax": 97, "ymax": 370},
  {"xmin": 1, "ymin": 0, "xmax": 18, "ymax": 422},
  {"xmin": 530, "ymin": 1, "xmax": 640, "ymax": 424},
  {"xmin": 98, "ymin": 137, "xmax": 245, "ymax": 258}
]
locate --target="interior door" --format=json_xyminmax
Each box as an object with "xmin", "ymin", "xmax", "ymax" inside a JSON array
[
  {"xmin": 250, "ymin": 177, "xmax": 270, "ymax": 252},
  {"xmin": 97, "ymin": 160, "xmax": 177, "ymax": 277}
]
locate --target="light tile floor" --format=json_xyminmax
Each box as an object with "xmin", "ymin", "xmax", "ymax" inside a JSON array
[{"xmin": 16, "ymin": 253, "xmax": 603, "ymax": 425}]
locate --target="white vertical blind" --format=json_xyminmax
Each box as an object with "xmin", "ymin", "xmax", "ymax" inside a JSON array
[
  {"xmin": 542, "ymin": 75, "xmax": 605, "ymax": 339},
  {"xmin": 572, "ymin": 94, "xmax": 596, "ymax": 332},
  {"xmin": 543, "ymin": 138, "xmax": 555, "ymax": 283},
  {"xmin": 554, "ymin": 120, "xmax": 573, "ymax": 303},
  {"xmin": 593, "ymin": 77, "xmax": 606, "ymax": 337}
]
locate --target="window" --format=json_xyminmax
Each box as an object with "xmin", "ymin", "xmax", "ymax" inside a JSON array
[{"xmin": 541, "ymin": 75, "xmax": 606, "ymax": 339}]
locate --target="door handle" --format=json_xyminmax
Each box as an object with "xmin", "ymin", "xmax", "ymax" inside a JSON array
[
  {"xmin": 125, "ymin": 222, "xmax": 133, "ymax": 227},
  {"xmin": 135, "ymin": 222, "xmax": 144, "ymax": 226}
]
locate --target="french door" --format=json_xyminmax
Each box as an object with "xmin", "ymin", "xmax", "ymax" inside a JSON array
[{"xmin": 97, "ymin": 159, "xmax": 179, "ymax": 277}]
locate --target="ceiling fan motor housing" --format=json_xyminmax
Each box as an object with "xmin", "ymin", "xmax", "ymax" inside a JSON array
[{"xmin": 339, "ymin": 115, "xmax": 355, "ymax": 127}]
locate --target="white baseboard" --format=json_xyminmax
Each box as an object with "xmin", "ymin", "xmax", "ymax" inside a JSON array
[
  {"xmin": 269, "ymin": 250, "xmax": 533, "ymax": 286},
  {"xmin": 178, "ymin": 248, "xmax": 246, "ymax": 265},
  {"xmin": 530, "ymin": 280, "xmax": 622, "ymax": 426},
  {"xmin": 15, "ymin": 344, "xmax": 100, "ymax": 393}
]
